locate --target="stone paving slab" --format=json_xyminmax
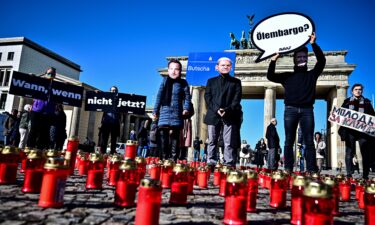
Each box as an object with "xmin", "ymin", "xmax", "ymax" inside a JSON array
[{"xmin": 0, "ymin": 169, "xmax": 372, "ymax": 225}]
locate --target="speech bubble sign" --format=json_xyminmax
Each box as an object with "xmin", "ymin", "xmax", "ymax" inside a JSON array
[{"xmin": 251, "ymin": 12, "xmax": 315, "ymax": 63}]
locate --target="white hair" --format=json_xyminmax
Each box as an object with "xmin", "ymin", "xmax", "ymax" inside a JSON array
[
  {"xmin": 217, "ymin": 57, "xmax": 232, "ymax": 65},
  {"xmin": 24, "ymin": 104, "xmax": 32, "ymax": 111}
]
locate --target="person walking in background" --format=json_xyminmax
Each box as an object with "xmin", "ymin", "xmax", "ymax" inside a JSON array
[
  {"xmin": 3, "ymin": 109, "xmax": 18, "ymax": 146},
  {"xmin": 338, "ymin": 83, "xmax": 375, "ymax": 179},
  {"xmin": 266, "ymin": 118, "xmax": 280, "ymax": 170},
  {"xmin": 50, "ymin": 104, "xmax": 67, "ymax": 150},
  {"xmin": 149, "ymin": 118, "xmax": 159, "ymax": 158},
  {"xmin": 314, "ymin": 131, "xmax": 326, "ymax": 172},
  {"xmin": 193, "ymin": 136, "xmax": 203, "ymax": 162},
  {"xmin": 255, "ymin": 138, "xmax": 267, "ymax": 169},
  {"xmin": 352, "ymin": 155, "xmax": 360, "ymax": 174},
  {"xmin": 137, "ymin": 120, "xmax": 149, "ymax": 156},
  {"xmin": 204, "ymin": 57, "xmax": 242, "ymax": 168},
  {"xmin": 267, "ymin": 33, "xmax": 326, "ymax": 174},
  {"xmin": 18, "ymin": 104, "xmax": 32, "ymax": 149},
  {"xmin": 99, "ymin": 86, "xmax": 121, "ymax": 154},
  {"xmin": 152, "ymin": 59, "xmax": 192, "ymax": 161}
]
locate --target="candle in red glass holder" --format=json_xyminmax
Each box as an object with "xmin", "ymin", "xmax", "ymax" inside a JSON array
[
  {"xmin": 20, "ymin": 147, "xmax": 31, "ymax": 173},
  {"xmin": 149, "ymin": 163, "xmax": 161, "ymax": 180},
  {"xmin": 324, "ymin": 177, "xmax": 340, "ymax": 216},
  {"xmin": 197, "ymin": 166, "xmax": 209, "ymax": 189},
  {"xmin": 65, "ymin": 136, "xmax": 79, "ymax": 175},
  {"xmin": 115, "ymin": 159, "xmax": 138, "ymax": 207},
  {"xmin": 78, "ymin": 153, "xmax": 89, "ymax": 175},
  {"xmin": 223, "ymin": 171, "xmax": 248, "ymax": 225},
  {"xmin": 291, "ymin": 175, "xmax": 305, "ymax": 225},
  {"xmin": 22, "ymin": 149, "xmax": 45, "ymax": 193},
  {"xmin": 38, "ymin": 157, "xmax": 69, "ymax": 208},
  {"xmin": 213, "ymin": 163, "xmax": 223, "ymax": 186},
  {"xmin": 161, "ymin": 159, "xmax": 174, "ymax": 189},
  {"xmin": 135, "ymin": 178, "xmax": 163, "ymax": 225},
  {"xmin": 170, "ymin": 163, "xmax": 189, "ymax": 204},
  {"xmin": 124, "ymin": 140, "xmax": 137, "ymax": 159},
  {"xmin": 86, "ymin": 153, "xmax": 104, "ymax": 190},
  {"xmin": 356, "ymin": 179, "xmax": 365, "ymax": 200},
  {"xmin": 108, "ymin": 154, "xmax": 122, "ymax": 186},
  {"xmin": 302, "ymin": 181, "xmax": 333, "ymax": 225},
  {"xmin": 0, "ymin": 146, "xmax": 20, "ymax": 184},
  {"xmin": 364, "ymin": 183, "xmax": 375, "ymax": 225},
  {"xmin": 264, "ymin": 172, "xmax": 272, "ymax": 189},
  {"xmin": 269, "ymin": 171, "xmax": 287, "ymax": 208},
  {"xmin": 339, "ymin": 178, "xmax": 351, "ymax": 201},
  {"xmin": 244, "ymin": 170, "xmax": 258, "ymax": 212},
  {"xmin": 219, "ymin": 166, "xmax": 232, "ymax": 197},
  {"xmin": 135, "ymin": 156, "xmax": 147, "ymax": 185},
  {"xmin": 187, "ymin": 166, "xmax": 196, "ymax": 195}
]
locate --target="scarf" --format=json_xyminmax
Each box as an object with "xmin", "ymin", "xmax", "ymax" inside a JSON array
[
  {"xmin": 161, "ymin": 77, "xmax": 178, "ymax": 106},
  {"xmin": 349, "ymin": 96, "xmax": 365, "ymax": 113}
]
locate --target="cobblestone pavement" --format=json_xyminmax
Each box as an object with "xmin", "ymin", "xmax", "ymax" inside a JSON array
[{"xmin": 0, "ymin": 167, "xmax": 371, "ymax": 225}]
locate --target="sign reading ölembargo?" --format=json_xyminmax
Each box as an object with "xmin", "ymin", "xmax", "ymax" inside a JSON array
[{"xmin": 251, "ymin": 12, "xmax": 315, "ymax": 63}]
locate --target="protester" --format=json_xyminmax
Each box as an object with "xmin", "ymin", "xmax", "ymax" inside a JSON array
[
  {"xmin": 152, "ymin": 59, "xmax": 192, "ymax": 161},
  {"xmin": 50, "ymin": 104, "xmax": 67, "ymax": 150},
  {"xmin": 27, "ymin": 67, "xmax": 57, "ymax": 150},
  {"xmin": 149, "ymin": 118, "xmax": 159, "ymax": 158},
  {"xmin": 99, "ymin": 86, "xmax": 121, "ymax": 154},
  {"xmin": 265, "ymin": 118, "xmax": 280, "ymax": 170},
  {"xmin": 18, "ymin": 104, "xmax": 32, "ymax": 149},
  {"xmin": 204, "ymin": 57, "xmax": 242, "ymax": 168},
  {"xmin": 239, "ymin": 140, "xmax": 250, "ymax": 168},
  {"xmin": 179, "ymin": 118, "xmax": 192, "ymax": 161},
  {"xmin": 255, "ymin": 138, "xmax": 267, "ymax": 169},
  {"xmin": 338, "ymin": 83, "xmax": 375, "ymax": 179},
  {"xmin": 267, "ymin": 32, "xmax": 326, "ymax": 173},
  {"xmin": 314, "ymin": 131, "xmax": 326, "ymax": 172}
]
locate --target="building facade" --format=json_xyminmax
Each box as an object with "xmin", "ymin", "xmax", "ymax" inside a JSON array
[{"xmin": 0, "ymin": 37, "xmax": 102, "ymax": 146}]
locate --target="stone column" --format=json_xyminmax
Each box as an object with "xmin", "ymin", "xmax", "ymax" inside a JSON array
[
  {"xmin": 17, "ymin": 97, "xmax": 25, "ymax": 112},
  {"xmin": 329, "ymin": 85, "xmax": 348, "ymax": 169},
  {"xmin": 70, "ymin": 106, "xmax": 81, "ymax": 138},
  {"xmin": 264, "ymin": 86, "xmax": 276, "ymax": 136},
  {"xmin": 189, "ymin": 86, "xmax": 203, "ymax": 161}
]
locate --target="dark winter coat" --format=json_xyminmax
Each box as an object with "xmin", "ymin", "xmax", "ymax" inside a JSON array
[{"xmin": 153, "ymin": 77, "xmax": 191, "ymax": 128}]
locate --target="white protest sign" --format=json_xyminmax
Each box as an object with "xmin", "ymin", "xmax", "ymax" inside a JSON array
[
  {"xmin": 328, "ymin": 106, "xmax": 375, "ymax": 137},
  {"xmin": 251, "ymin": 12, "xmax": 315, "ymax": 62}
]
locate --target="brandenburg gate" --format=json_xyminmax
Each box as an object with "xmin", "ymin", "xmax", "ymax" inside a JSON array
[{"xmin": 158, "ymin": 49, "xmax": 355, "ymax": 169}]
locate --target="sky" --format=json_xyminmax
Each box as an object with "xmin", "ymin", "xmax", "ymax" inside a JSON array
[{"xmin": 1, "ymin": 0, "xmax": 375, "ymax": 148}]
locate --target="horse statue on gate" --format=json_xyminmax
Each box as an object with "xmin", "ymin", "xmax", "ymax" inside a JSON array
[
  {"xmin": 229, "ymin": 32, "xmax": 240, "ymax": 49},
  {"xmin": 240, "ymin": 30, "xmax": 248, "ymax": 49}
]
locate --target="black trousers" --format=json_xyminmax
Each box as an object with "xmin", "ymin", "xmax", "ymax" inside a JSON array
[
  {"xmin": 27, "ymin": 111, "xmax": 50, "ymax": 150},
  {"xmin": 99, "ymin": 123, "xmax": 119, "ymax": 154},
  {"xmin": 159, "ymin": 127, "xmax": 180, "ymax": 161},
  {"xmin": 344, "ymin": 132, "xmax": 372, "ymax": 179}
]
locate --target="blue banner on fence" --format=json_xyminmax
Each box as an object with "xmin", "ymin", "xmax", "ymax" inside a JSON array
[{"xmin": 186, "ymin": 52, "xmax": 236, "ymax": 86}]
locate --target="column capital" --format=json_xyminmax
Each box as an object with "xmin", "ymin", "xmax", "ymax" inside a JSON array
[
  {"xmin": 264, "ymin": 86, "xmax": 276, "ymax": 90},
  {"xmin": 336, "ymin": 85, "xmax": 349, "ymax": 90}
]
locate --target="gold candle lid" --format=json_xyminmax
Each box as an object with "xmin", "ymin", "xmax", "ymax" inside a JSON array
[
  {"xmin": 89, "ymin": 152, "xmax": 104, "ymax": 162},
  {"xmin": 303, "ymin": 181, "xmax": 332, "ymax": 199},
  {"xmin": 119, "ymin": 159, "xmax": 136, "ymax": 170},
  {"xmin": 44, "ymin": 157, "xmax": 69, "ymax": 169},
  {"xmin": 173, "ymin": 163, "xmax": 188, "ymax": 173},
  {"xmin": 244, "ymin": 170, "xmax": 258, "ymax": 179},
  {"xmin": 1, "ymin": 146, "xmax": 20, "ymax": 155},
  {"xmin": 126, "ymin": 140, "xmax": 137, "ymax": 145},
  {"xmin": 293, "ymin": 175, "xmax": 306, "ymax": 187},
  {"xmin": 140, "ymin": 178, "xmax": 161, "ymax": 188},
  {"xmin": 227, "ymin": 171, "xmax": 247, "ymax": 184}
]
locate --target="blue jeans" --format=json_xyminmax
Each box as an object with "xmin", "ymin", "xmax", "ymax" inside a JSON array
[
  {"xmin": 284, "ymin": 106, "xmax": 317, "ymax": 172},
  {"xmin": 141, "ymin": 147, "xmax": 149, "ymax": 158},
  {"xmin": 193, "ymin": 150, "xmax": 200, "ymax": 162}
]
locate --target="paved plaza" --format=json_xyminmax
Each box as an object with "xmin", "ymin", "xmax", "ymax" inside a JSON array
[{"xmin": 0, "ymin": 167, "xmax": 371, "ymax": 225}]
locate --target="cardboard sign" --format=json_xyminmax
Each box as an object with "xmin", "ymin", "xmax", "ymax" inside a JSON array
[
  {"xmin": 186, "ymin": 52, "xmax": 236, "ymax": 86},
  {"xmin": 328, "ymin": 106, "xmax": 375, "ymax": 137},
  {"xmin": 251, "ymin": 12, "xmax": 315, "ymax": 62},
  {"xmin": 9, "ymin": 71, "xmax": 84, "ymax": 107},
  {"xmin": 85, "ymin": 91, "xmax": 146, "ymax": 114}
]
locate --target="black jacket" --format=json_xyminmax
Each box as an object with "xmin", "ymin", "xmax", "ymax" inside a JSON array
[
  {"xmin": 267, "ymin": 43, "xmax": 326, "ymax": 107},
  {"xmin": 266, "ymin": 123, "xmax": 280, "ymax": 149},
  {"xmin": 204, "ymin": 74, "xmax": 242, "ymax": 125},
  {"xmin": 338, "ymin": 97, "xmax": 375, "ymax": 140}
]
